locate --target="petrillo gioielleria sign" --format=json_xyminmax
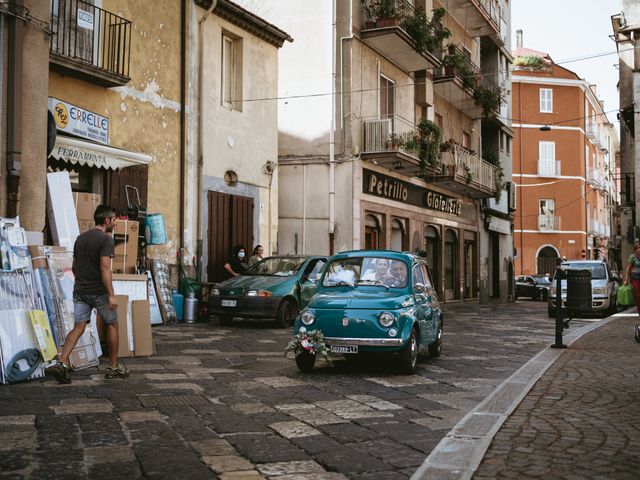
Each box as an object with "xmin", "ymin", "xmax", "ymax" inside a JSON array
[{"xmin": 362, "ymin": 169, "xmax": 462, "ymax": 216}]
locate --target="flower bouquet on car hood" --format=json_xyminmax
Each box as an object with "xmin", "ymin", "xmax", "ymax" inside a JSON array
[{"xmin": 284, "ymin": 327, "xmax": 333, "ymax": 366}]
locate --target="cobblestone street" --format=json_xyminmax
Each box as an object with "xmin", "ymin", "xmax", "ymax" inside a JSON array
[{"xmin": 0, "ymin": 301, "xmax": 607, "ymax": 479}]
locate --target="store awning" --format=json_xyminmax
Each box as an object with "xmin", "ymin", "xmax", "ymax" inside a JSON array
[{"xmin": 50, "ymin": 135, "xmax": 152, "ymax": 170}]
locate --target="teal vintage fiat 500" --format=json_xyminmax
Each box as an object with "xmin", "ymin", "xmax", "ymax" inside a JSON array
[{"xmin": 291, "ymin": 250, "xmax": 443, "ymax": 373}]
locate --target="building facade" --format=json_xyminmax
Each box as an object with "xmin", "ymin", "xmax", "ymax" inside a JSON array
[
  {"xmin": 273, "ymin": 0, "xmax": 514, "ymax": 303},
  {"xmin": 512, "ymin": 47, "xmax": 619, "ymax": 275}
]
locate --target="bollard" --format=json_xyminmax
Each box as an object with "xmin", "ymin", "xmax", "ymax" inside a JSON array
[{"xmin": 551, "ymin": 266, "xmax": 567, "ymax": 349}]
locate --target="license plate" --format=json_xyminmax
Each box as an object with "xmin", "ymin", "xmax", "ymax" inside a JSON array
[
  {"xmin": 221, "ymin": 300, "xmax": 237, "ymax": 307},
  {"xmin": 330, "ymin": 345, "xmax": 358, "ymax": 354}
]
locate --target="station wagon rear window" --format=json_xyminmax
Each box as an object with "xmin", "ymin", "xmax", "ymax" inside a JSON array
[{"xmin": 322, "ymin": 257, "xmax": 408, "ymax": 288}]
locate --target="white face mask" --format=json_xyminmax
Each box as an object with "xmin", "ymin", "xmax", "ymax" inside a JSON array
[{"xmin": 238, "ymin": 252, "xmax": 245, "ymax": 259}]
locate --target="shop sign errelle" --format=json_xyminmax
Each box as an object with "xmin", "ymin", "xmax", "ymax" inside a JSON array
[
  {"xmin": 48, "ymin": 97, "xmax": 109, "ymax": 145},
  {"xmin": 362, "ymin": 169, "xmax": 462, "ymax": 216}
]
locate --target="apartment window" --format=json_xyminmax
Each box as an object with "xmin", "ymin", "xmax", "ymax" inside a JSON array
[
  {"xmin": 539, "ymin": 141, "xmax": 555, "ymax": 161},
  {"xmin": 540, "ymin": 88, "xmax": 553, "ymax": 113},
  {"xmin": 539, "ymin": 199, "xmax": 555, "ymax": 230},
  {"xmin": 379, "ymin": 75, "xmax": 395, "ymax": 118},
  {"xmin": 499, "ymin": 132, "xmax": 505, "ymax": 151},
  {"xmin": 221, "ymin": 33, "xmax": 243, "ymax": 111},
  {"xmin": 462, "ymin": 131, "xmax": 471, "ymax": 149},
  {"xmin": 506, "ymin": 136, "xmax": 512, "ymax": 155}
]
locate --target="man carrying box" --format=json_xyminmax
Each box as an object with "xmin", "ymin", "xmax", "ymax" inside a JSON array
[{"xmin": 46, "ymin": 205, "xmax": 129, "ymax": 383}]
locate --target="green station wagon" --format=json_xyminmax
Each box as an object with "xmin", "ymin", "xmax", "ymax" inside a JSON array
[
  {"xmin": 291, "ymin": 250, "xmax": 443, "ymax": 373},
  {"xmin": 209, "ymin": 255, "xmax": 326, "ymax": 327}
]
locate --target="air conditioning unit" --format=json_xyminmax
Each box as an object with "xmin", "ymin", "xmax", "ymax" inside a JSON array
[{"xmin": 508, "ymin": 181, "xmax": 517, "ymax": 211}]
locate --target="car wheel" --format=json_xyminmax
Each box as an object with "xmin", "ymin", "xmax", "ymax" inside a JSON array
[
  {"xmin": 399, "ymin": 328, "xmax": 418, "ymax": 373},
  {"xmin": 537, "ymin": 290, "xmax": 546, "ymax": 302},
  {"xmin": 548, "ymin": 307, "xmax": 555, "ymax": 318},
  {"xmin": 220, "ymin": 315, "xmax": 233, "ymax": 326},
  {"xmin": 428, "ymin": 324, "xmax": 443, "ymax": 357},
  {"xmin": 276, "ymin": 298, "xmax": 299, "ymax": 328},
  {"xmin": 295, "ymin": 351, "xmax": 316, "ymax": 372},
  {"xmin": 606, "ymin": 296, "xmax": 617, "ymax": 317}
]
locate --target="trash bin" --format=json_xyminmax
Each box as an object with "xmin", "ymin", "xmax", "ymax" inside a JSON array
[{"xmin": 565, "ymin": 268, "xmax": 592, "ymax": 313}]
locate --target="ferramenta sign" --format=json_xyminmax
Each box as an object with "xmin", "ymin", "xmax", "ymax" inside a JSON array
[{"xmin": 362, "ymin": 169, "xmax": 462, "ymax": 216}]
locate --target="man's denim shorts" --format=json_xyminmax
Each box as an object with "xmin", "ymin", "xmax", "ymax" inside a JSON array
[{"xmin": 73, "ymin": 293, "xmax": 118, "ymax": 324}]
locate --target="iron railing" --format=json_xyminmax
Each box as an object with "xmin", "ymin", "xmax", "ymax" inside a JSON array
[
  {"xmin": 362, "ymin": 114, "xmax": 420, "ymax": 158},
  {"xmin": 474, "ymin": 0, "xmax": 501, "ymax": 30},
  {"xmin": 538, "ymin": 215, "xmax": 557, "ymax": 231},
  {"xmin": 439, "ymin": 144, "xmax": 499, "ymax": 194},
  {"xmin": 50, "ymin": 0, "xmax": 131, "ymax": 80},
  {"xmin": 538, "ymin": 159, "xmax": 561, "ymax": 177},
  {"xmin": 435, "ymin": 45, "xmax": 501, "ymax": 99}
]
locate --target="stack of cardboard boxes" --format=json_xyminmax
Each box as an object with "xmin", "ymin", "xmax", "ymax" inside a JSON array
[{"xmin": 73, "ymin": 193, "xmax": 101, "ymax": 235}]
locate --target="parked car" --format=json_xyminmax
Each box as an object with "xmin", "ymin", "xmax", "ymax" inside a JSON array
[
  {"xmin": 291, "ymin": 250, "xmax": 443, "ymax": 373},
  {"xmin": 515, "ymin": 275, "xmax": 551, "ymax": 301},
  {"xmin": 547, "ymin": 260, "xmax": 620, "ymax": 317},
  {"xmin": 209, "ymin": 255, "xmax": 327, "ymax": 327}
]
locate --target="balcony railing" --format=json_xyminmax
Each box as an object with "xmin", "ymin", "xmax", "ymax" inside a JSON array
[
  {"xmin": 588, "ymin": 168, "xmax": 606, "ymax": 188},
  {"xmin": 586, "ymin": 124, "xmax": 603, "ymax": 148},
  {"xmin": 361, "ymin": 0, "xmax": 442, "ymax": 71},
  {"xmin": 50, "ymin": 0, "xmax": 131, "ymax": 87},
  {"xmin": 436, "ymin": 145, "xmax": 500, "ymax": 198},
  {"xmin": 537, "ymin": 159, "xmax": 561, "ymax": 177},
  {"xmin": 539, "ymin": 215, "xmax": 557, "ymax": 231},
  {"xmin": 434, "ymin": 45, "xmax": 502, "ymax": 117},
  {"xmin": 445, "ymin": 0, "xmax": 500, "ymax": 36}
]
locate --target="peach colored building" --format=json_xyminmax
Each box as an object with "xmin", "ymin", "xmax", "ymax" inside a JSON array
[{"xmin": 512, "ymin": 47, "xmax": 617, "ymax": 275}]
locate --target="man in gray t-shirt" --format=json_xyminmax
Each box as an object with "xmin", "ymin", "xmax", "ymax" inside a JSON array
[{"xmin": 46, "ymin": 205, "xmax": 129, "ymax": 383}]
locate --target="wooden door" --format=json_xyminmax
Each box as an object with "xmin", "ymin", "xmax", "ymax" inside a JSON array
[
  {"xmin": 106, "ymin": 165, "xmax": 148, "ymax": 216},
  {"xmin": 207, "ymin": 192, "xmax": 253, "ymax": 282}
]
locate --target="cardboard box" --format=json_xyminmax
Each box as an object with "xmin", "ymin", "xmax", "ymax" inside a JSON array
[
  {"xmin": 132, "ymin": 300, "xmax": 154, "ymax": 356},
  {"xmin": 73, "ymin": 192, "xmax": 102, "ymax": 221},
  {"xmin": 78, "ymin": 219, "xmax": 95, "ymax": 234},
  {"xmin": 115, "ymin": 294, "xmax": 132, "ymax": 357},
  {"xmin": 112, "ymin": 220, "xmax": 138, "ymax": 273},
  {"xmin": 28, "ymin": 245, "xmax": 69, "ymax": 269}
]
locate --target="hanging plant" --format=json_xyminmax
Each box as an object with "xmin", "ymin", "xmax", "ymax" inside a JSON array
[
  {"xmin": 463, "ymin": 164, "xmax": 473, "ymax": 184},
  {"xmin": 473, "ymin": 86, "xmax": 503, "ymax": 118},
  {"xmin": 417, "ymin": 118, "xmax": 441, "ymax": 174},
  {"xmin": 402, "ymin": 7, "xmax": 451, "ymax": 56}
]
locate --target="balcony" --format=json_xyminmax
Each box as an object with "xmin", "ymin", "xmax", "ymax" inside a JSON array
[
  {"xmin": 361, "ymin": 115, "xmax": 436, "ymax": 176},
  {"xmin": 433, "ymin": 45, "xmax": 502, "ymax": 118},
  {"xmin": 539, "ymin": 215, "xmax": 558, "ymax": 231},
  {"xmin": 444, "ymin": 0, "xmax": 501, "ymax": 37},
  {"xmin": 433, "ymin": 145, "xmax": 500, "ymax": 198},
  {"xmin": 587, "ymin": 168, "xmax": 606, "ymax": 190},
  {"xmin": 537, "ymin": 159, "xmax": 561, "ymax": 177},
  {"xmin": 586, "ymin": 124, "xmax": 604, "ymax": 149},
  {"xmin": 360, "ymin": 0, "xmax": 442, "ymax": 71},
  {"xmin": 50, "ymin": 0, "xmax": 131, "ymax": 87}
]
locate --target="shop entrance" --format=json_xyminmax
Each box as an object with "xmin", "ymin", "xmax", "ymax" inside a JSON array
[
  {"xmin": 463, "ymin": 233, "xmax": 477, "ymax": 299},
  {"xmin": 364, "ymin": 214, "xmax": 382, "ymax": 250},
  {"xmin": 537, "ymin": 245, "xmax": 559, "ymax": 275},
  {"xmin": 424, "ymin": 225, "xmax": 440, "ymax": 294},
  {"xmin": 444, "ymin": 229, "xmax": 459, "ymax": 301},
  {"xmin": 490, "ymin": 231, "xmax": 500, "ymax": 298},
  {"xmin": 207, "ymin": 191, "xmax": 254, "ymax": 282}
]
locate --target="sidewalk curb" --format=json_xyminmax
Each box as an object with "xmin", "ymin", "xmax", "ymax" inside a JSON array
[{"xmin": 410, "ymin": 311, "xmax": 631, "ymax": 480}]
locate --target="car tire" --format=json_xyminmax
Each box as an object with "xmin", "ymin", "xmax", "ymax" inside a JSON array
[
  {"xmin": 295, "ymin": 351, "xmax": 316, "ymax": 372},
  {"xmin": 220, "ymin": 315, "xmax": 233, "ymax": 326},
  {"xmin": 399, "ymin": 328, "xmax": 418, "ymax": 373},
  {"xmin": 428, "ymin": 324, "xmax": 443, "ymax": 357},
  {"xmin": 548, "ymin": 307, "xmax": 555, "ymax": 318},
  {"xmin": 606, "ymin": 296, "xmax": 617, "ymax": 317},
  {"xmin": 276, "ymin": 298, "xmax": 299, "ymax": 329},
  {"xmin": 537, "ymin": 290, "xmax": 546, "ymax": 302}
]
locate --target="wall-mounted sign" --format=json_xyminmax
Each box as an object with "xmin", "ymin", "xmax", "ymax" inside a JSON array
[
  {"xmin": 362, "ymin": 169, "xmax": 462, "ymax": 216},
  {"xmin": 48, "ymin": 97, "xmax": 109, "ymax": 145},
  {"xmin": 77, "ymin": 9, "xmax": 94, "ymax": 30}
]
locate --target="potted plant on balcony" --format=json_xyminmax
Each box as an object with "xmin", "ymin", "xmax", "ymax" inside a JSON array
[
  {"xmin": 463, "ymin": 164, "xmax": 473, "ymax": 185},
  {"xmin": 417, "ymin": 118, "xmax": 441, "ymax": 174},
  {"xmin": 387, "ymin": 133, "xmax": 403, "ymax": 150},
  {"xmin": 473, "ymin": 86, "xmax": 503, "ymax": 118},
  {"xmin": 362, "ymin": 0, "xmax": 377, "ymax": 29},
  {"xmin": 374, "ymin": 0, "xmax": 401, "ymax": 27}
]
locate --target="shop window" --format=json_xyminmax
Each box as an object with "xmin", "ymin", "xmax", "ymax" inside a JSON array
[
  {"xmin": 365, "ymin": 214, "xmax": 382, "ymax": 250},
  {"xmin": 424, "ymin": 225, "xmax": 440, "ymax": 292},
  {"xmin": 222, "ymin": 32, "xmax": 243, "ymax": 111},
  {"xmin": 444, "ymin": 229, "xmax": 458, "ymax": 300},
  {"xmin": 391, "ymin": 218, "xmax": 406, "ymax": 251}
]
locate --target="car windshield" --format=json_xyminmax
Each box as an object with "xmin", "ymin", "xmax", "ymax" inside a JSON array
[
  {"xmin": 322, "ymin": 256, "xmax": 408, "ymax": 288},
  {"xmin": 246, "ymin": 257, "xmax": 306, "ymax": 277},
  {"xmin": 560, "ymin": 263, "xmax": 607, "ymax": 280}
]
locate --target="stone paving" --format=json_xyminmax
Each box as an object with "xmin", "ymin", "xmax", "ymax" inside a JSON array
[
  {"xmin": 473, "ymin": 311, "xmax": 640, "ymax": 480},
  {"xmin": 0, "ymin": 300, "xmax": 596, "ymax": 479}
]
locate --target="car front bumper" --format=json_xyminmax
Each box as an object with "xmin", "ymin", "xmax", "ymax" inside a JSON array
[
  {"xmin": 209, "ymin": 296, "xmax": 281, "ymax": 318},
  {"xmin": 549, "ymin": 296, "xmax": 611, "ymax": 312}
]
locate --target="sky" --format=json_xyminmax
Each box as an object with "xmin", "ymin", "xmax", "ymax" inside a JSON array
[{"xmin": 511, "ymin": 0, "xmax": 622, "ymax": 128}]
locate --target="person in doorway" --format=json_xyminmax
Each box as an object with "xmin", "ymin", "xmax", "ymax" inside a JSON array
[
  {"xmin": 624, "ymin": 242, "xmax": 640, "ymax": 315},
  {"xmin": 248, "ymin": 245, "xmax": 264, "ymax": 267},
  {"xmin": 224, "ymin": 245, "xmax": 248, "ymax": 277},
  {"xmin": 45, "ymin": 205, "xmax": 129, "ymax": 384}
]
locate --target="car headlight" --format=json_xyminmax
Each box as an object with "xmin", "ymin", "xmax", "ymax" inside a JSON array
[
  {"xmin": 300, "ymin": 310, "xmax": 315, "ymax": 325},
  {"xmin": 247, "ymin": 290, "xmax": 272, "ymax": 297},
  {"xmin": 212, "ymin": 288, "xmax": 220, "ymax": 296},
  {"xmin": 379, "ymin": 312, "xmax": 395, "ymax": 328},
  {"xmin": 592, "ymin": 287, "xmax": 606, "ymax": 295}
]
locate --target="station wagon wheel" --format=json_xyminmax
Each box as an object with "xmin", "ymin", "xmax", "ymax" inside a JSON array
[
  {"xmin": 295, "ymin": 351, "xmax": 316, "ymax": 372},
  {"xmin": 276, "ymin": 298, "xmax": 299, "ymax": 328},
  {"xmin": 428, "ymin": 324, "xmax": 443, "ymax": 357},
  {"xmin": 399, "ymin": 328, "xmax": 418, "ymax": 373}
]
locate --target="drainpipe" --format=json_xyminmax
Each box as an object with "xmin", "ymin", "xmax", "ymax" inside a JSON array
[
  {"xmin": 6, "ymin": 0, "xmax": 24, "ymax": 217},
  {"xmin": 329, "ymin": 0, "xmax": 337, "ymax": 254},
  {"xmin": 179, "ymin": 0, "xmax": 187, "ymax": 264}
]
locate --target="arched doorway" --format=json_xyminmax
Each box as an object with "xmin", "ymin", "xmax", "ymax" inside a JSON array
[
  {"xmin": 537, "ymin": 245, "xmax": 559, "ymax": 275},
  {"xmin": 424, "ymin": 225, "xmax": 440, "ymax": 293},
  {"xmin": 444, "ymin": 229, "xmax": 459, "ymax": 301},
  {"xmin": 391, "ymin": 218, "xmax": 406, "ymax": 251},
  {"xmin": 365, "ymin": 214, "xmax": 382, "ymax": 250}
]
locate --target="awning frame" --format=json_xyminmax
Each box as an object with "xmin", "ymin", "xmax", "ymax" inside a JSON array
[{"xmin": 49, "ymin": 135, "xmax": 152, "ymax": 170}]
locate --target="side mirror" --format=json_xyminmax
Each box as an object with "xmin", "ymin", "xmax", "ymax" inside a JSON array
[{"xmin": 414, "ymin": 282, "xmax": 427, "ymax": 295}]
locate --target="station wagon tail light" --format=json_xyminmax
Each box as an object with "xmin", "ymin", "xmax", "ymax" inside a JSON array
[
  {"xmin": 247, "ymin": 290, "xmax": 272, "ymax": 297},
  {"xmin": 300, "ymin": 310, "xmax": 315, "ymax": 325},
  {"xmin": 212, "ymin": 288, "xmax": 220, "ymax": 296},
  {"xmin": 379, "ymin": 312, "xmax": 395, "ymax": 327}
]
